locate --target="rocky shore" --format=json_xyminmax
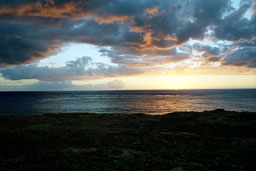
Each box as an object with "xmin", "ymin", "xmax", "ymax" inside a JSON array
[{"xmin": 1, "ymin": 109, "xmax": 256, "ymax": 170}]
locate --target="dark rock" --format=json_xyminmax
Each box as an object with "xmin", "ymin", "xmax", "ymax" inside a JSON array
[{"xmin": 212, "ymin": 109, "xmax": 226, "ymax": 112}]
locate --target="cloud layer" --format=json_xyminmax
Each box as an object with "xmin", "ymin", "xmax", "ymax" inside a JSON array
[
  {"xmin": 0, "ymin": 0, "xmax": 255, "ymax": 86},
  {"xmin": 0, "ymin": 79, "xmax": 126, "ymax": 91},
  {"xmin": 0, "ymin": 56, "xmax": 142, "ymax": 81}
]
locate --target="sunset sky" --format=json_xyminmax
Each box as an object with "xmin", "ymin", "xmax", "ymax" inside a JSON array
[{"xmin": 0, "ymin": 0, "xmax": 255, "ymax": 90}]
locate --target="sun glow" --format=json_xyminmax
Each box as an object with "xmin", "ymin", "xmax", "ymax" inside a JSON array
[{"xmin": 72, "ymin": 75, "xmax": 256, "ymax": 90}]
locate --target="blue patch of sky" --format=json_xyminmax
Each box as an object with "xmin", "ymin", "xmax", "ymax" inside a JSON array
[
  {"xmin": 222, "ymin": 0, "xmax": 253, "ymax": 20},
  {"xmin": 38, "ymin": 43, "xmax": 113, "ymax": 67}
]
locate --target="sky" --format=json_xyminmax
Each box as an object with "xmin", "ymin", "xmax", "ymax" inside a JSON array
[{"xmin": 0, "ymin": 0, "xmax": 255, "ymax": 91}]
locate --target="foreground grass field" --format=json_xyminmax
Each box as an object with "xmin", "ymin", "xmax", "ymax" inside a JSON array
[{"xmin": 0, "ymin": 109, "xmax": 256, "ymax": 170}]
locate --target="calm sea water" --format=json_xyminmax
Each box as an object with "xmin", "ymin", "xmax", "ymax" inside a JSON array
[{"xmin": 0, "ymin": 89, "xmax": 255, "ymax": 116}]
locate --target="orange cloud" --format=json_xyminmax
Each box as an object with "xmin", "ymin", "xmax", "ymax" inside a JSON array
[
  {"xmin": 142, "ymin": 32, "xmax": 153, "ymax": 47},
  {"xmin": 144, "ymin": 6, "xmax": 159, "ymax": 16},
  {"xmin": 129, "ymin": 26, "xmax": 146, "ymax": 33},
  {"xmin": 94, "ymin": 15, "xmax": 131, "ymax": 24},
  {"xmin": 164, "ymin": 34, "xmax": 178, "ymax": 42},
  {"xmin": 0, "ymin": 1, "xmax": 90, "ymax": 19},
  {"xmin": 139, "ymin": 32, "xmax": 177, "ymax": 51}
]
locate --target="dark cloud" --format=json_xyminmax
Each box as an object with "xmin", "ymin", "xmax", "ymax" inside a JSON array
[
  {"xmin": 208, "ymin": 57, "xmax": 220, "ymax": 62},
  {"xmin": 0, "ymin": 0, "xmax": 255, "ymax": 70},
  {"xmin": 224, "ymin": 47, "xmax": 256, "ymax": 68},
  {"xmin": 69, "ymin": 19, "xmax": 142, "ymax": 46},
  {"xmin": 99, "ymin": 48, "xmax": 189, "ymax": 67},
  {"xmin": 0, "ymin": 0, "xmax": 157, "ymax": 18},
  {"xmin": 193, "ymin": 44, "xmax": 222, "ymax": 57},
  {"xmin": 176, "ymin": 0, "xmax": 229, "ymax": 43},
  {"xmin": 215, "ymin": 1, "xmax": 256, "ymax": 41},
  {"xmin": 0, "ymin": 20, "xmax": 64, "ymax": 65}
]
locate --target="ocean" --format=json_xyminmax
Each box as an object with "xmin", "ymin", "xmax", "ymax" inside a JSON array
[{"xmin": 0, "ymin": 89, "xmax": 255, "ymax": 116}]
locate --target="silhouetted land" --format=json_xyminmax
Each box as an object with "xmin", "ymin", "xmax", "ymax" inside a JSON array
[{"xmin": 1, "ymin": 109, "xmax": 256, "ymax": 170}]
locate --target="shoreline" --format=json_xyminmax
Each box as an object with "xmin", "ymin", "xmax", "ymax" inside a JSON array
[
  {"xmin": 1, "ymin": 109, "xmax": 256, "ymax": 170},
  {"xmin": 1, "ymin": 109, "xmax": 255, "ymax": 118}
]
